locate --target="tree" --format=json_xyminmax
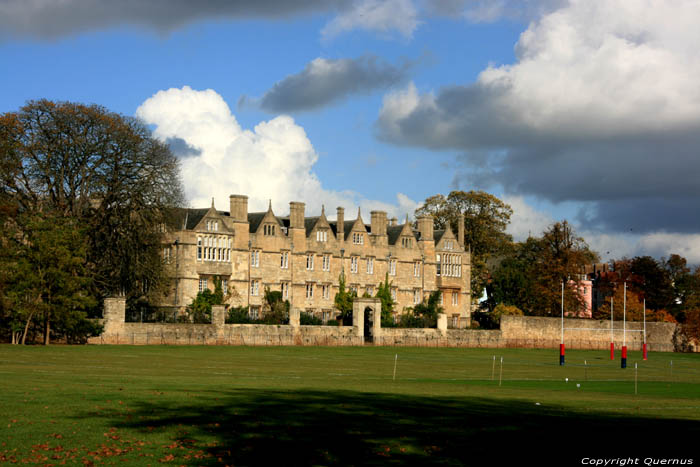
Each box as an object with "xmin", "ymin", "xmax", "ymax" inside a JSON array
[
  {"xmin": 0, "ymin": 100, "xmax": 184, "ymax": 317},
  {"xmin": 375, "ymin": 274, "xmax": 396, "ymax": 327},
  {"xmin": 594, "ymin": 285, "xmax": 675, "ymax": 323},
  {"xmin": 2, "ymin": 210, "xmax": 97, "ymax": 344},
  {"xmin": 399, "ymin": 290, "xmax": 443, "ymax": 328},
  {"xmin": 334, "ymin": 273, "xmax": 356, "ymax": 325},
  {"xmin": 489, "ymin": 222, "xmax": 598, "ymax": 316},
  {"xmin": 415, "ymin": 190, "xmax": 513, "ymax": 299},
  {"xmin": 260, "ymin": 287, "xmax": 290, "ymax": 324}
]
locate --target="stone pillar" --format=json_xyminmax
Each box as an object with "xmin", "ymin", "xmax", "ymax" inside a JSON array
[
  {"xmin": 437, "ymin": 313, "xmax": 447, "ymax": 335},
  {"xmin": 372, "ymin": 300, "xmax": 382, "ymax": 342},
  {"xmin": 417, "ymin": 215, "xmax": 433, "ymax": 241},
  {"xmin": 103, "ymin": 297, "xmax": 126, "ymax": 336},
  {"xmin": 229, "ymin": 194, "xmax": 248, "ymax": 222},
  {"xmin": 336, "ymin": 207, "xmax": 345, "ymax": 245},
  {"xmin": 352, "ymin": 301, "xmax": 364, "ymax": 338},
  {"xmin": 289, "ymin": 308, "xmax": 300, "ymax": 328},
  {"xmin": 212, "ymin": 305, "xmax": 225, "ymax": 327},
  {"xmin": 289, "ymin": 202, "xmax": 305, "ymax": 229}
]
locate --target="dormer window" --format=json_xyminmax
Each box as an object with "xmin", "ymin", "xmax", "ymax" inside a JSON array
[
  {"xmin": 444, "ymin": 240, "xmax": 453, "ymax": 250},
  {"xmin": 352, "ymin": 232, "xmax": 364, "ymax": 244},
  {"xmin": 316, "ymin": 230, "xmax": 328, "ymax": 242},
  {"xmin": 402, "ymin": 237, "xmax": 413, "ymax": 248},
  {"xmin": 263, "ymin": 224, "xmax": 276, "ymax": 236}
]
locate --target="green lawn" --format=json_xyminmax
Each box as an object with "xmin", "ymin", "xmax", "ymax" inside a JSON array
[{"xmin": 1, "ymin": 345, "xmax": 699, "ymax": 465}]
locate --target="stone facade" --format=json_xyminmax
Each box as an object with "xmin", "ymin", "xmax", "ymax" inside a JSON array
[{"xmin": 160, "ymin": 194, "xmax": 472, "ymax": 327}]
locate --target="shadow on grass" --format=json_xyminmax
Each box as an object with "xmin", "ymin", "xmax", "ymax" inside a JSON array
[{"xmin": 104, "ymin": 389, "xmax": 699, "ymax": 465}]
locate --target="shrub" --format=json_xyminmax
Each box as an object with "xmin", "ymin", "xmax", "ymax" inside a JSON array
[
  {"xmin": 300, "ymin": 312, "xmax": 323, "ymax": 325},
  {"xmin": 226, "ymin": 306, "xmax": 251, "ymax": 324}
]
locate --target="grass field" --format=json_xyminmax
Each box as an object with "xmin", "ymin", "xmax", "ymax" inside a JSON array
[{"xmin": 1, "ymin": 345, "xmax": 699, "ymax": 465}]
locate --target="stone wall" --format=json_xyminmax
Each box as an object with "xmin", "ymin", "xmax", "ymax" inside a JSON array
[
  {"xmin": 89, "ymin": 298, "xmax": 685, "ymax": 351},
  {"xmin": 500, "ymin": 315, "xmax": 679, "ymax": 352}
]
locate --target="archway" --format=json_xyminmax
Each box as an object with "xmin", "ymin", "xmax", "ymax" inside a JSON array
[{"xmin": 352, "ymin": 298, "xmax": 382, "ymax": 344}]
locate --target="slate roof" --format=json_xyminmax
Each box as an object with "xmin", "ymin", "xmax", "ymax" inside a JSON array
[
  {"xmin": 434, "ymin": 229, "xmax": 446, "ymax": 245},
  {"xmin": 305, "ymin": 216, "xmax": 321, "ymax": 236},
  {"xmin": 247, "ymin": 211, "xmax": 284, "ymax": 233}
]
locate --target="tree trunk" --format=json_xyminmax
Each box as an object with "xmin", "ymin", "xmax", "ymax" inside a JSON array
[
  {"xmin": 43, "ymin": 313, "xmax": 50, "ymax": 345},
  {"xmin": 21, "ymin": 311, "xmax": 35, "ymax": 345}
]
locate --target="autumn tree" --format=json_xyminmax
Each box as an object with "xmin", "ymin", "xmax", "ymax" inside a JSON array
[
  {"xmin": 0, "ymin": 100, "xmax": 184, "ymax": 322},
  {"xmin": 490, "ymin": 222, "xmax": 598, "ymax": 316},
  {"xmin": 415, "ymin": 190, "xmax": 513, "ymax": 298}
]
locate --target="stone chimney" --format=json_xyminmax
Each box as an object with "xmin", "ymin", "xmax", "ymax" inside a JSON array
[
  {"xmin": 457, "ymin": 213, "xmax": 465, "ymax": 248},
  {"xmin": 289, "ymin": 201, "xmax": 305, "ymax": 229},
  {"xmin": 416, "ymin": 215, "xmax": 434, "ymax": 241},
  {"xmin": 389, "ymin": 217, "xmax": 398, "ymax": 227},
  {"xmin": 370, "ymin": 210, "xmax": 387, "ymax": 237},
  {"xmin": 336, "ymin": 207, "xmax": 345, "ymax": 244},
  {"xmin": 229, "ymin": 195, "xmax": 248, "ymax": 222}
]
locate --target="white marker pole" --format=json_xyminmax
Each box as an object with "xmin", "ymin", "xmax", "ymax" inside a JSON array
[
  {"xmin": 621, "ymin": 282, "xmax": 628, "ymax": 369},
  {"xmin": 491, "ymin": 355, "xmax": 496, "ymax": 381},
  {"xmin": 393, "ymin": 354, "xmax": 398, "ymax": 381},
  {"xmin": 643, "ymin": 298, "xmax": 648, "ymax": 360},
  {"xmin": 499, "ymin": 357, "xmax": 503, "ymax": 387},
  {"xmin": 610, "ymin": 296, "xmax": 614, "ymax": 360},
  {"xmin": 635, "ymin": 362, "xmax": 638, "ymax": 395}
]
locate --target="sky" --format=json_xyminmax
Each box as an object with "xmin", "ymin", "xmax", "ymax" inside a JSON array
[{"xmin": 2, "ymin": 0, "xmax": 700, "ymax": 264}]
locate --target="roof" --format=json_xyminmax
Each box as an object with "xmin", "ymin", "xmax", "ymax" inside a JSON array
[
  {"xmin": 304, "ymin": 216, "xmax": 321, "ymax": 236},
  {"xmin": 247, "ymin": 211, "xmax": 284, "ymax": 233},
  {"xmin": 434, "ymin": 229, "xmax": 445, "ymax": 245}
]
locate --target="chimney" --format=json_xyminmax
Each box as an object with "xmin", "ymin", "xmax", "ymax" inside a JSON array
[
  {"xmin": 336, "ymin": 207, "xmax": 345, "ymax": 244},
  {"xmin": 229, "ymin": 194, "xmax": 248, "ymax": 222},
  {"xmin": 417, "ymin": 215, "xmax": 433, "ymax": 241},
  {"xmin": 370, "ymin": 211, "xmax": 387, "ymax": 237},
  {"xmin": 389, "ymin": 217, "xmax": 397, "ymax": 227},
  {"xmin": 289, "ymin": 201, "xmax": 305, "ymax": 229},
  {"xmin": 457, "ymin": 213, "xmax": 465, "ymax": 248}
]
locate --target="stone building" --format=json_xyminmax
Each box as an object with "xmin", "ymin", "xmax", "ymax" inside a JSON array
[{"xmin": 160, "ymin": 194, "xmax": 472, "ymax": 328}]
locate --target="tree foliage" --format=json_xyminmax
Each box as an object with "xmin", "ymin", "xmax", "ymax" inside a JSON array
[
  {"xmin": 0, "ymin": 99, "xmax": 184, "ymax": 343},
  {"xmin": 415, "ymin": 190, "xmax": 513, "ymax": 298},
  {"xmin": 489, "ymin": 221, "xmax": 598, "ymax": 316},
  {"xmin": 334, "ymin": 273, "xmax": 357, "ymax": 325},
  {"xmin": 398, "ymin": 291, "xmax": 443, "ymax": 328},
  {"xmin": 375, "ymin": 274, "xmax": 396, "ymax": 327}
]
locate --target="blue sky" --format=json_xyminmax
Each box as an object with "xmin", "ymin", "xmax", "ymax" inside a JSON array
[{"xmin": 2, "ymin": 0, "xmax": 699, "ymax": 264}]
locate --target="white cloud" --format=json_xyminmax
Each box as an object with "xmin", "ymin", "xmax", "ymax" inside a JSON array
[
  {"xmin": 322, "ymin": 0, "xmax": 420, "ymax": 40},
  {"xmin": 136, "ymin": 86, "xmax": 416, "ymax": 219},
  {"xmin": 503, "ymin": 196, "xmax": 553, "ymax": 242}
]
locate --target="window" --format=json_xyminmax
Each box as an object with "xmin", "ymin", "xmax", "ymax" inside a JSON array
[
  {"xmin": 197, "ymin": 237, "xmax": 202, "ymax": 260},
  {"xmin": 221, "ymin": 279, "xmax": 228, "ymax": 292},
  {"xmin": 250, "ymin": 306, "xmax": 260, "ymax": 320},
  {"xmin": 437, "ymin": 254, "xmax": 462, "ymax": 278},
  {"xmin": 366, "ymin": 285, "xmax": 374, "ymax": 296},
  {"xmin": 316, "ymin": 230, "xmax": 328, "ymax": 242},
  {"xmin": 251, "ymin": 250, "xmax": 260, "ymax": 267},
  {"xmin": 391, "ymin": 288, "xmax": 397, "ymax": 301},
  {"xmin": 214, "ymin": 221, "xmax": 218, "ymax": 232},
  {"xmin": 352, "ymin": 232, "xmax": 364, "ymax": 244},
  {"xmin": 439, "ymin": 292, "xmax": 444, "ymax": 305},
  {"xmin": 198, "ymin": 277, "xmax": 208, "ymax": 292},
  {"xmin": 402, "ymin": 237, "xmax": 413, "ymax": 248},
  {"xmin": 451, "ymin": 314, "xmax": 459, "ymax": 328},
  {"xmin": 452, "ymin": 292, "xmax": 459, "ymax": 306},
  {"xmin": 263, "ymin": 224, "xmax": 275, "ymax": 236},
  {"xmin": 281, "ymin": 282, "xmax": 289, "ymax": 299},
  {"xmin": 322, "ymin": 284, "xmax": 330, "ymax": 299},
  {"xmin": 322, "ymin": 254, "xmax": 330, "ymax": 271},
  {"xmin": 367, "ymin": 257, "xmax": 374, "ymax": 274},
  {"xmin": 414, "ymin": 261, "xmax": 420, "ymax": 277},
  {"xmin": 445, "ymin": 240, "xmax": 453, "ymax": 250},
  {"xmin": 389, "ymin": 259, "xmax": 396, "ymax": 276},
  {"xmin": 163, "ymin": 247, "xmax": 171, "ymax": 263},
  {"xmin": 322, "ymin": 309, "xmax": 332, "ymax": 323},
  {"xmin": 306, "ymin": 254, "xmax": 314, "ymax": 270},
  {"xmin": 350, "ymin": 256, "xmax": 358, "ymax": 274},
  {"xmin": 306, "ymin": 283, "xmax": 314, "ymax": 299},
  {"xmin": 414, "ymin": 289, "xmax": 421, "ymax": 304},
  {"xmin": 206, "ymin": 220, "xmax": 211, "ymax": 231},
  {"xmin": 436, "ymin": 254, "xmax": 441, "ymax": 276},
  {"xmin": 281, "ymin": 251, "xmax": 289, "ymax": 269},
  {"xmin": 349, "ymin": 285, "xmax": 358, "ymax": 295},
  {"xmin": 250, "ymin": 280, "xmax": 259, "ymax": 296}
]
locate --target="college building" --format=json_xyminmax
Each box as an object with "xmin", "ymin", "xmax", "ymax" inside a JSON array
[{"xmin": 161, "ymin": 194, "xmax": 472, "ymax": 328}]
